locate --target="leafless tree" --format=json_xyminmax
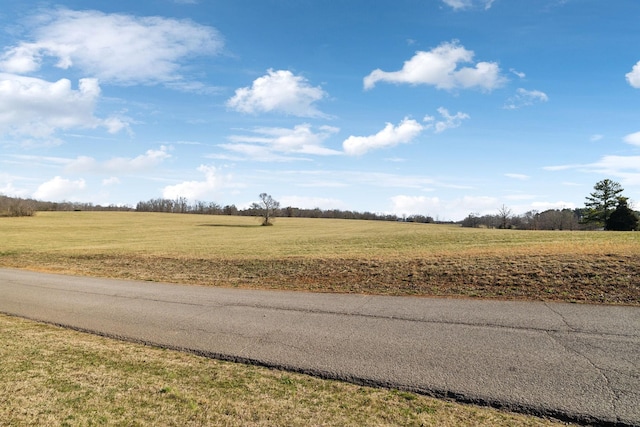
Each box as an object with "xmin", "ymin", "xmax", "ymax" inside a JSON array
[
  {"xmin": 498, "ymin": 204, "xmax": 512, "ymax": 229},
  {"xmin": 252, "ymin": 193, "xmax": 280, "ymax": 226}
]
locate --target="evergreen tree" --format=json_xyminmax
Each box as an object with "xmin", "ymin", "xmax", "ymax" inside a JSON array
[
  {"xmin": 606, "ymin": 198, "xmax": 639, "ymax": 231},
  {"xmin": 582, "ymin": 179, "xmax": 624, "ymax": 229}
]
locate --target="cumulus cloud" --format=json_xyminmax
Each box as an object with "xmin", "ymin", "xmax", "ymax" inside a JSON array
[
  {"xmin": 504, "ymin": 88, "xmax": 549, "ymax": 109},
  {"xmin": 0, "ymin": 174, "xmax": 30, "ymax": 197},
  {"xmin": 65, "ymin": 146, "xmax": 172, "ymax": 173},
  {"xmin": 0, "ymin": 74, "xmax": 128, "ymax": 139},
  {"xmin": 343, "ymin": 118, "xmax": 424, "ymax": 156},
  {"xmin": 391, "ymin": 195, "xmax": 441, "ymax": 215},
  {"xmin": 162, "ymin": 165, "xmax": 227, "ymax": 200},
  {"xmin": 227, "ymin": 69, "xmax": 327, "ymax": 117},
  {"xmin": 623, "ymin": 131, "xmax": 640, "ymax": 146},
  {"xmin": 33, "ymin": 176, "xmax": 86, "ymax": 201},
  {"xmin": 391, "ymin": 194, "xmax": 499, "ymax": 221},
  {"xmin": 423, "ymin": 107, "xmax": 470, "ymax": 133},
  {"xmin": 442, "ymin": 0, "xmax": 496, "ymax": 10},
  {"xmin": 626, "ymin": 61, "xmax": 640, "ymax": 88},
  {"xmin": 363, "ymin": 41, "xmax": 505, "ymax": 91},
  {"xmin": 0, "ymin": 8, "xmax": 223, "ymax": 85}
]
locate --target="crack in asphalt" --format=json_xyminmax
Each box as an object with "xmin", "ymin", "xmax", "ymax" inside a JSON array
[
  {"xmin": 543, "ymin": 301, "xmax": 627, "ymax": 423},
  {"xmin": 545, "ymin": 330, "xmax": 619, "ymax": 421},
  {"xmin": 543, "ymin": 302, "xmax": 576, "ymax": 331}
]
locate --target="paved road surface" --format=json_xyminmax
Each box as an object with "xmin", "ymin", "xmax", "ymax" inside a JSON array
[{"xmin": 0, "ymin": 268, "xmax": 638, "ymax": 425}]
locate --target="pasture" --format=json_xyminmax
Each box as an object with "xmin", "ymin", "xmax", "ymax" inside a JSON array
[{"xmin": 1, "ymin": 211, "xmax": 638, "ymax": 304}]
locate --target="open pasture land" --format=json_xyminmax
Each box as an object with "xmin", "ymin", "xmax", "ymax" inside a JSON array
[{"xmin": 1, "ymin": 211, "xmax": 639, "ymax": 304}]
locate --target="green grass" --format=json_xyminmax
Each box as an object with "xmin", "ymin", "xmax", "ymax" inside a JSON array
[{"xmin": 0, "ymin": 314, "xmax": 572, "ymax": 426}]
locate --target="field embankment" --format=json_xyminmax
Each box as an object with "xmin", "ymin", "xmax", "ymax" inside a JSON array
[{"xmin": 1, "ymin": 211, "xmax": 638, "ymax": 305}]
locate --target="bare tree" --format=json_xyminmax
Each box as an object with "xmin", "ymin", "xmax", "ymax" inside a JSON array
[
  {"xmin": 498, "ymin": 204, "xmax": 512, "ymax": 229},
  {"xmin": 252, "ymin": 193, "xmax": 280, "ymax": 226}
]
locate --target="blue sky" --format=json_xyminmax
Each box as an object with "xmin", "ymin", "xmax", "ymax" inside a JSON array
[{"xmin": 1, "ymin": 0, "xmax": 639, "ymax": 220}]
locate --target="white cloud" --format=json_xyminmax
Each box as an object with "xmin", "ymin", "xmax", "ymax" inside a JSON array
[
  {"xmin": 423, "ymin": 107, "xmax": 470, "ymax": 133},
  {"xmin": 623, "ymin": 131, "xmax": 640, "ymax": 146},
  {"xmin": 626, "ymin": 60, "xmax": 640, "ymax": 88},
  {"xmin": 391, "ymin": 195, "xmax": 441, "ymax": 215},
  {"xmin": 590, "ymin": 134, "xmax": 604, "ymax": 142},
  {"xmin": 343, "ymin": 118, "xmax": 424, "ymax": 156},
  {"xmin": 227, "ymin": 69, "xmax": 328, "ymax": 117},
  {"xmin": 545, "ymin": 155, "xmax": 640, "ymax": 186},
  {"xmin": 505, "ymin": 173, "xmax": 530, "ymax": 180},
  {"xmin": 0, "ymin": 175, "xmax": 30, "ymax": 197},
  {"xmin": 102, "ymin": 177, "xmax": 121, "ymax": 186},
  {"xmin": 530, "ymin": 201, "xmax": 577, "ymax": 211},
  {"xmin": 591, "ymin": 155, "xmax": 640, "ymax": 172},
  {"xmin": 224, "ymin": 124, "xmax": 341, "ymax": 159},
  {"xmin": 0, "ymin": 8, "xmax": 223, "ymax": 85},
  {"xmin": 33, "ymin": 176, "xmax": 86, "ymax": 201},
  {"xmin": 505, "ymin": 194, "xmax": 536, "ymax": 201},
  {"xmin": 510, "ymin": 68, "xmax": 526, "ymax": 79},
  {"xmin": 391, "ymin": 194, "xmax": 499, "ymax": 221},
  {"xmin": 162, "ymin": 165, "xmax": 229, "ymax": 200},
  {"xmin": 65, "ymin": 146, "xmax": 172, "ymax": 173},
  {"xmin": 279, "ymin": 196, "xmax": 347, "ymax": 210},
  {"xmin": 504, "ymin": 88, "xmax": 549, "ymax": 109},
  {"xmin": 354, "ymin": 172, "xmax": 435, "ymax": 189},
  {"xmin": 442, "ymin": 0, "xmax": 496, "ymax": 10},
  {"xmin": 364, "ymin": 41, "xmax": 505, "ymax": 91},
  {"xmin": 0, "ymin": 74, "xmax": 127, "ymax": 139}
]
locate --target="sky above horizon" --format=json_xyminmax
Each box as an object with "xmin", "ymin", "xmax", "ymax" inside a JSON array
[{"xmin": 1, "ymin": 0, "xmax": 639, "ymax": 221}]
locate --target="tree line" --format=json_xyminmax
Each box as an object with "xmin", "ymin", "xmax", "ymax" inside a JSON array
[
  {"xmin": 0, "ymin": 195, "xmax": 133, "ymax": 217},
  {"xmin": 2, "ymin": 179, "xmax": 638, "ymax": 230},
  {"xmin": 1, "ymin": 193, "xmax": 434, "ymax": 223},
  {"xmin": 135, "ymin": 196, "xmax": 434, "ymax": 223},
  {"xmin": 461, "ymin": 179, "xmax": 639, "ymax": 231}
]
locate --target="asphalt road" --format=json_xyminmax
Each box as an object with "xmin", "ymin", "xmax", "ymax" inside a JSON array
[{"xmin": 0, "ymin": 268, "xmax": 638, "ymax": 426}]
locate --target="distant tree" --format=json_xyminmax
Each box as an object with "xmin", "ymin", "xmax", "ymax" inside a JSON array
[
  {"xmin": 252, "ymin": 193, "xmax": 280, "ymax": 226},
  {"xmin": 583, "ymin": 179, "xmax": 624, "ymax": 229},
  {"xmin": 497, "ymin": 205, "xmax": 513, "ymax": 229},
  {"xmin": 606, "ymin": 198, "xmax": 639, "ymax": 231},
  {"xmin": 0, "ymin": 195, "xmax": 36, "ymax": 217},
  {"xmin": 461, "ymin": 212, "xmax": 481, "ymax": 228}
]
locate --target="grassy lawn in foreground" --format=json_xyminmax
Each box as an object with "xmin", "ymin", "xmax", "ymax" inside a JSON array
[
  {"xmin": 0, "ymin": 314, "xmax": 572, "ymax": 426},
  {"xmin": 1, "ymin": 211, "xmax": 638, "ymax": 304}
]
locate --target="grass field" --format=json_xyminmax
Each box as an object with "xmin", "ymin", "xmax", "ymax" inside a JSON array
[
  {"xmin": 1, "ymin": 211, "xmax": 638, "ymax": 304},
  {"xmin": 0, "ymin": 314, "xmax": 572, "ymax": 426}
]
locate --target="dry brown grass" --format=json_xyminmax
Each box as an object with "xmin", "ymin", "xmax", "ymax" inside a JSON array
[
  {"xmin": 0, "ymin": 314, "xmax": 572, "ymax": 426},
  {"xmin": 1, "ymin": 211, "xmax": 638, "ymax": 305}
]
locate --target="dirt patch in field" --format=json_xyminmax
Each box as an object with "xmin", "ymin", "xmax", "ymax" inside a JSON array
[{"xmin": 3, "ymin": 252, "xmax": 638, "ymax": 305}]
